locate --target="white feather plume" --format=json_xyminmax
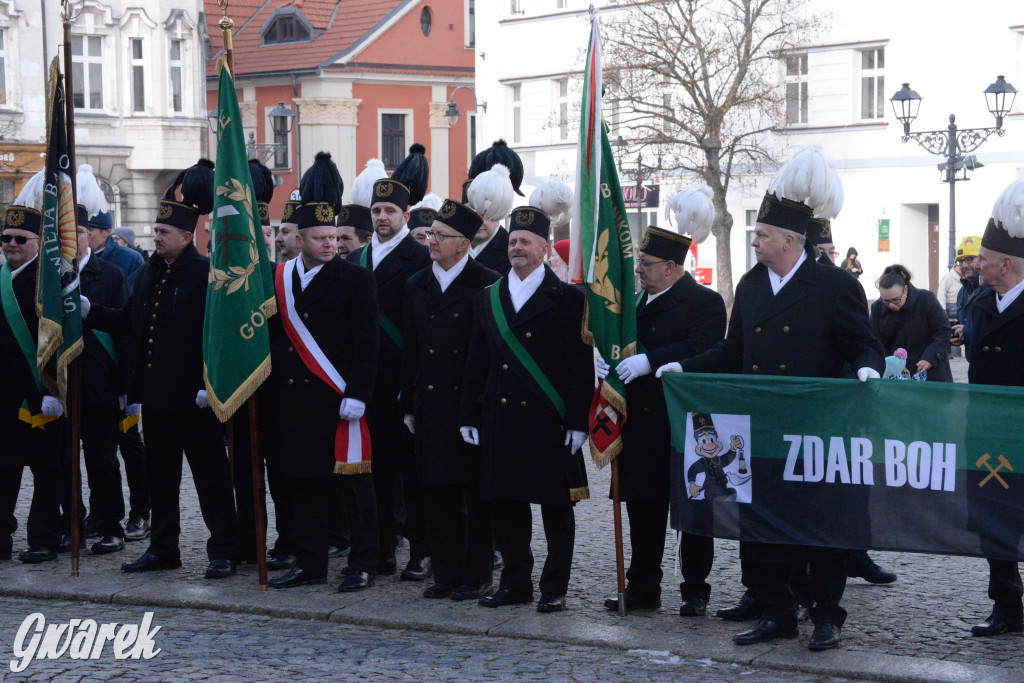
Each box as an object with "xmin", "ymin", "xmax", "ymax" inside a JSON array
[
  {"xmin": 350, "ymin": 158, "xmax": 387, "ymax": 207},
  {"xmin": 467, "ymin": 163, "xmax": 514, "ymax": 221},
  {"xmin": 76, "ymin": 164, "xmax": 110, "ymax": 218},
  {"xmin": 529, "ymin": 179, "xmax": 573, "ymax": 228},
  {"xmin": 664, "ymin": 186, "xmax": 715, "ymax": 244},
  {"xmin": 767, "ymin": 145, "xmax": 843, "ymax": 219},
  {"xmin": 992, "ymin": 178, "xmax": 1024, "ymax": 239},
  {"xmin": 410, "ymin": 193, "xmax": 443, "ymax": 212},
  {"xmin": 13, "ymin": 170, "xmax": 45, "ymax": 210}
]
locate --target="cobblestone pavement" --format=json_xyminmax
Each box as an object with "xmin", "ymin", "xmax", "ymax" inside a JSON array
[
  {"xmin": 4, "ymin": 357, "xmax": 1022, "ymax": 681},
  {"xmin": 0, "ymin": 597, "xmax": 856, "ymax": 681}
]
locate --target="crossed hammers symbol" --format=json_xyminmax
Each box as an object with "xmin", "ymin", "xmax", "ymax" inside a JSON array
[{"xmin": 976, "ymin": 453, "xmax": 1013, "ymax": 490}]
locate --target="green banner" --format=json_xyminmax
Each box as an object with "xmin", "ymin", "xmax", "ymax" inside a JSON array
[
  {"xmin": 202, "ymin": 61, "xmax": 276, "ymax": 422},
  {"xmin": 664, "ymin": 373, "xmax": 1024, "ymax": 561}
]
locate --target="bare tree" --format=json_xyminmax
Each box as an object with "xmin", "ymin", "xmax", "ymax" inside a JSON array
[{"xmin": 604, "ymin": 0, "xmax": 821, "ymax": 309}]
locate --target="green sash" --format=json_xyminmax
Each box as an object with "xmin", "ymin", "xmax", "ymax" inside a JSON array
[
  {"xmin": 0, "ymin": 263, "xmax": 56, "ymax": 428},
  {"xmin": 359, "ymin": 245, "xmax": 404, "ymax": 350},
  {"xmin": 92, "ymin": 330, "xmax": 118, "ymax": 364},
  {"xmin": 488, "ymin": 283, "xmax": 567, "ymax": 421}
]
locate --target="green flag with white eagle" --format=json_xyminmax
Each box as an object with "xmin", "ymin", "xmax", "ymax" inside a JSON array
[{"xmin": 202, "ymin": 60, "xmax": 276, "ymax": 422}]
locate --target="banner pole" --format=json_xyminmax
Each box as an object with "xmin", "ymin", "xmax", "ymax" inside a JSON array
[
  {"xmin": 249, "ymin": 395, "xmax": 268, "ymax": 590},
  {"xmin": 611, "ymin": 458, "xmax": 626, "ymax": 615}
]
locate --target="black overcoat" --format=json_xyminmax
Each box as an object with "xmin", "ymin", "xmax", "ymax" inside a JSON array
[
  {"xmin": 618, "ymin": 273, "xmax": 726, "ymax": 501},
  {"xmin": 473, "ymin": 227, "xmax": 511, "ymax": 276},
  {"xmin": 349, "ymin": 235, "xmax": 431, "ymax": 473},
  {"xmin": 967, "ymin": 288, "xmax": 1024, "ymax": 387},
  {"xmin": 869, "ymin": 284, "xmax": 952, "ymax": 382},
  {"xmin": 459, "ymin": 266, "xmax": 594, "ymax": 505},
  {"xmin": 401, "ymin": 258, "xmax": 500, "ymax": 484},
  {"xmin": 79, "ymin": 254, "xmax": 131, "ymax": 408}
]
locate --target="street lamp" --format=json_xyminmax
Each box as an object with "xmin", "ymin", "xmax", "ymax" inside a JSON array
[
  {"xmin": 890, "ymin": 76, "xmax": 1017, "ymax": 269},
  {"xmin": 245, "ymin": 101, "xmax": 296, "ymax": 164},
  {"xmin": 268, "ymin": 101, "xmax": 296, "ymax": 136},
  {"xmin": 445, "ymin": 86, "xmax": 487, "ymax": 126}
]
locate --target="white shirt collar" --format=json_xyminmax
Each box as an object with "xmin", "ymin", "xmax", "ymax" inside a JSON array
[
  {"xmin": 996, "ymin": 276, "xmax": 1024, "ymax": 314},
  {"xmin": 371, "ymin": 226, "xmax": 410, "ymax": 270},
  {"xmin": 768, "ymin": 249, "xmax": 807, "ymax": 295},
  {"xmin": 79, "ymin": 248, "xmax": 92, "ymax": 272},
  {"xmin": 432, "ymin": 252, "xmax": 470, "ymax": 293},
  {"xmin": 470, "ymin": 226, "xmax": 502, "ymax": 258},
  {"xmin": 10, "ymin": 254, "xmax": 38, "ymax": 279},
  {"xmin": 508, "ymin": 263, "xmax": 547, "ymax": 313},
  {"xmin": 295, "ymin": 255, "xmax": 324, "ymax": 291},
  {"xmin": 645, "ymin": 287, "xmax": 669, "ymax": 305}
]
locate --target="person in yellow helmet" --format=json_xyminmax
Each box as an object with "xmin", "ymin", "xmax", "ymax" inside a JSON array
[{"xmin": 950, "ymin": 235, "xmax": 985, "ymax": 349}]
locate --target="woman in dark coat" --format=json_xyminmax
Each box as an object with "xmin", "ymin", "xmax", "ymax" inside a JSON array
[
  {"xmin": 870, "ymin": 264, "xmax": 953, "ymax": 382},
  {"xmin": 840, "ymin": 247, "xmax": 863, "ymax": 278}
]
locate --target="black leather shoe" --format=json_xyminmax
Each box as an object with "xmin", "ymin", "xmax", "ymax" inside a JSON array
[
  {"xmin": 808, "ymin": 622, "xmax": 842, "ymax": 650},
  {"xmin": 57, "ymin": 534, "xmax": 85, "ymax": 553},
  {"xmin": 338, "ymin": 570, "xmax": 373, "ymax": 592},
  {"xmin": 451, "ymin": 583, "xmax": 493, "ymax": 601},
  {"xmin": 18, "ymin": 546, "xmax": 58, "ymax": 564},
  {"xmin": 205, "ymin": 559, "xmax": 237, "ymax": 579},
  {"xmin": 971, "ymin": 611, "xmax": 1024, "ymax": 637},
  {"xmin": 479, "ymin": 588, "xmax": 533, "ymax": 608},
  {"xmin": 327, "ymin": 544, "xmax": 349, "ymax": 558},
  {"xmin": 717, "ymin": 594, "xmax": 764, "ymax": 621},
  {"xmin": 91, "ymin": 535, "xmax": 125, "ymax": 555},
  {"xmin": 537, "ymin": 593, "xmax": 566, "ymax": 613},
  {"xmin": 268, "ymin": 567, "xmax": 327, "ymax": 589},
  {"xmin": 121, "ymin": 552, "xmax": 182, "ymax": 573},
  {"xmin": 423, "ymin": 583, "xmax": 454, "ymax": 599},
  {"xmin": 123, "ymin": 516, "xmax": 150, "ymax": 542},
  {"xmin": 604, "ymin": 596, "xmax": 661, "ymax": 612},
  {"xmin": 401, "ymin": 557, "xmax": 431, "ymax": 581},
  {"xmin": 857, "ymin": 564, "xmax": 897, "ymax": 584},
  {"xmin": 733, "ymin": 619, "xmax": 798, "ymax": 645},
  {"xmin": 376, "ymin": 556, "xmax": 397, "ymax": 576},
  {"xmin": 266, "ymin": 553, "xmax": 296, "ymax": 571},
  {"xmin": 679, "ymin": 597, "xmax": 707, "ymax": 617}
]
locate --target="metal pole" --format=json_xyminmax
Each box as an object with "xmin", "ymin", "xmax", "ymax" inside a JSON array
[
  {"xmin": 946, "ymin": 115, "xmax": 958, "ymax": 271},
  {"xmin": 610, "ymin": 458, "xmax": 627, "ymax": 615}
]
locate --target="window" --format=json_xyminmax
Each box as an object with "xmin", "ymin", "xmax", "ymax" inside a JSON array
[
  {"xmin": 558, "ymin": 79, "xmax": 569, "ymax": 140},
  {"xmin": 0, "ymin": 30, "xmax": 7, "ymax": 105},
  {"xmin": 421, "ymin": 7, "xmax": 431, "ymax": 36},
  {"xmin": 262, "ymin": 13, "xmax": 311, "ymax": 45},
  {"xmin": 169, "ymin": 39, "xmax": 183, "ymax": 113},
  {"xmin": 557, "ymin": 0, "xmax": 567, "ymax": 7},
  {"xmin": 746, "ymin": 230, "xmax": 757, "ymax": 270},
  {"xmin": 71, "ymin": 35, "xmax": 104, "ymax": 110},
  {"xmin": 511, "ymin": 84, "xmax": 522, "ymax": 143},
  {"xmin": 468, "ymin": 112, "xmax": 477, "ymax": 161},
  {"xmin": 273, "ymin": 128, "xmax": 288, "ymax": 169},
  {"xmin": 381, "ymin": 114, "xmax": 406, "ymax": 170},
  {"xmin": 466, "ymin": 0, "xmax": 475, "ymax": 48},
  {"xmin": 129, "ymin": 39, "xmax": 144, "ymax": 113},
  {"xmin": 860, "ymin": 47, "xmax": 885, "ymax": 120},
  {"xmin": 784, "ymin": 53, "xmax": 808, "ymax": 125}
]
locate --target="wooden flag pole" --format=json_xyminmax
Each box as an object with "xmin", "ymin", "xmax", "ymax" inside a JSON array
[{"xmin": 610, "ymin": 458, "xmax": 627, "ymax": 615}]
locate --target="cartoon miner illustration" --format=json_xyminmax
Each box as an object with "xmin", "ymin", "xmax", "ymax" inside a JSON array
[{"xmin": 687, "ymin": 413, "xmax": 747, "ymax": 500}]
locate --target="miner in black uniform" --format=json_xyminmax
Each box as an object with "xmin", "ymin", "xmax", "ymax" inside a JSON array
[
  {"xmin": 806, "ymin": 217, "xmax": 837, "ymax": 266},
  {"xmin": 348, "ymin": 146, "xmax": 432, "ymax": 580},
  {"xmin": 661, "ymin": 188, "xmax": 884, "ymax": 650},
  {"xmin": 402, "ymin": 198, "xmax": 501, "ymax": 601},
  {"xmin": 966, "ymin": 182, "xmax": 1024, "ymax": 637},
  {"xmin": 600, "ymin": 225, "xmax": 726, "ymax": 616},
  {"xmin": 466, "ymin": 140, "xmax": 524, "ymax": 277},
  {"xmin": 0, "ymin": 204, "xmax": 64, "ymax": 563},
  {"xmin": 83, "ymin": 159, "xmax": 241, "ymax": 578},
  {"xmin": 460, "ymin": 205, "xmax": 594, "ymax": 613},
  {"xmin": 266, "ymin": 151, "xmax": 381, "ymax": 591}
]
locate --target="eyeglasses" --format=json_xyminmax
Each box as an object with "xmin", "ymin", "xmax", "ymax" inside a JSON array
[
  {"xmin": 1, "ymin": 234, "xmax": 39, "ymax": 245},
  {"xmin": 957, "ymin": 256, "xmax": 976, "ymax": 265},
  {"xmin": 881, "ymin": 291, "xmax": 906, "ymax": 306},
  {"xmin": 424, "ymin": 231, "xmax": 461, "ymax": 242},
  {"xmin": 637, "ymin": 258, "xmax": 669, "ymax": 270},
  {"xmin": 823, "ymin": 249, "xmax": 839, "ymax": 258}
]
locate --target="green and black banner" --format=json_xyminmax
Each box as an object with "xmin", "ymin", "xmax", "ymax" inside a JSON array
[{"xmin": 664, "ymin": 373, "xmax": 1024, "ymax": 562}]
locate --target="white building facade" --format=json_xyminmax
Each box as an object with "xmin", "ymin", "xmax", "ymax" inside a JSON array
[{"xmin": 476, "ymin": 0, "xmax": 1024, "ymax": 293}]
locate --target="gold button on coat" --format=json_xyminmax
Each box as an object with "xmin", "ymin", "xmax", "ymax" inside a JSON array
[
  {"xmin": 500, "ymin": 398, "xmax": 507, "ymax": 404},
  {"xmin": 751, "ymin": 364, "xmax": 759, "ymax": 372},
  {"xmin": 783, "ymin": 326, "xmax": 790, "ymax": 333},
  {"xmin": 754, "ymin": 327, "xmax": 762, "ymax": 333},
  {"xmin": 525, "ymin": 332, "xmax": 532, "ymax": 338}
]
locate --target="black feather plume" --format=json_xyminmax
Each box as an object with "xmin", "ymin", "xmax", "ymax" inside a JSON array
[
  {"xmin": 164, "ymin": 158, "xmax": 216, "ymax": 215},
  {"xmin": 299, "ymin": 151, "xmax": 344, "ymax": 214},
  {"xmin": 391, "ymin": 143, "xmax": 429, "ymax": 207},
  {"xmin": 248, "ymin": 158, "xmax": 274, "ymax": 204},
  {"xmin": 468, "ymin": 140, "xmax": 524, "ymax": 196}
]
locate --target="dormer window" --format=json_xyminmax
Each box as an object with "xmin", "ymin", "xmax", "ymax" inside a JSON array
[{"xmin": 262, "ymin": 10, "xmax": 312, "ymax": 45}]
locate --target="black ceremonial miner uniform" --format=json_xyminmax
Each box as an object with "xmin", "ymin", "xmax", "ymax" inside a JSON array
[
  {"xmin": 460, "ymin": 266, "xmax": 594, "ymax": 598},
  {"xmin": 271, "ymin": 256, "xmax": 380, "ymax": 577},
  {"xmin": 682, "ymin": 253, "xmax": 884, "ymax": 630},
  {"xmin": 401, "ymin": 257, "xmax": 501, "ymax": 589},
  {"xmin": 620, "ymin": 273, "xmax": 726, "ymax": 606},
  {"xmin": 473, "ymin": 227, "xmax": 511, "ymax": 276},
  {"xmin": 349, "ymin": 236, "xmax": 431, "ymax": 570},
  {"xmin": 87, "ymin": 243, "xmax": 240, "ymax": 564},
  {"xmin": 0, "ymin": 258, "xmax": 62, "ymax": 556}
]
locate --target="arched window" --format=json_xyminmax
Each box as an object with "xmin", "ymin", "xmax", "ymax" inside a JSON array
[{"xmin": 420, "ymin": 7, "xmax": 431, "ymax": 37}]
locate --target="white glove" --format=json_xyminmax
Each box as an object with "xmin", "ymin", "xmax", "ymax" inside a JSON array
[
  {"xmin": 119, "ymin": 395, "xmax": 127, "ymax": 410},
  {"xmin": 460, "ymin": 426, "xmax": 480, "ymax": 446},
  {"xmin": 616, "ymin": 353, "xmax": 651, "ymax": 384},
  {"xmin": 565, "ymin": 430, "xmax": 587, "ymax": 454},
  {"xmin": 403, "ymin": 413, "xmax": 415, "ymax": 434},
  {"xmin": 857, "ymin": 367, "xmax": 880, "ymax": 382},
  {"xmin": 655, "ymin": 362, "xmax": 683, "ymax": 378},
  {"xmin": 41, "ymin": 396, "xmax": 63, "ymax": 417},
  {"xmin": 127, "ymin": 403, "xmax": 141, "ymax": 417},
  {"xmin": 339, "ymin": 398, "xmax": 366, "ymax": 421},
  {"xmin": 594, "ymin": 355, "xmax": 610, "ymax": 380},
  {"xmin": 195, "ymin": 390, "xmax": 209, "ymax": 409},
  {"xmin": 80, "ymin": 294, "xmax": 90, "ymax": 319}
]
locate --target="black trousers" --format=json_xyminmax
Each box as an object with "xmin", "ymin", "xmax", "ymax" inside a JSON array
[
  {"xmin": 422, "ymin": 480, "xmax": 492, "ymax": 587},
  {"xmin": 287, "ymin": 472, "xmax": 378, "ymax": 576},
  {"xmin": 118, "ymin": 424, "xmax": 149, "ymax": 520},
  {"xmin": 142, "ymin": 408, "xmax": 239, "ymax": 563},
  {"xmin": 327, "ymin": 477, "xmax": 350, "ymax": 550},
  {"xmin": 79, "ymin": 406, "xmax": 125, "ymax": 538},
  {"xmin": 492, "ymin": 500, "xmax": 574, "ymax": 597},
  {"xmin": 623, "ymin": 500, "xmax": 714, "ymax": 602},
  {"xmin": 374, "ymin": 469, "xmax": 429, "ymax": 563},
  {"xmin": 986, "ymin": 559, "xmax": 1024, "ymax": 615},
  {"xmin": 0, "ymin": 463, "xmax": 62, "ymax": 552},
  {"xmin": 754, "ymin": 556, "xmax": 848, "ymax": 628}
]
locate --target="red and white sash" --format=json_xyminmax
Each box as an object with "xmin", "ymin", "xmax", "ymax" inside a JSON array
[{"xmin": 275, "ymin": 259, "xmax": 371, "ymax": 474}]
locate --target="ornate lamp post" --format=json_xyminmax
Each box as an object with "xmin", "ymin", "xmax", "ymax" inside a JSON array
[
  {"xmin": 245, "ymin": 101, "xmax": 296, "ymax": 165},
  {"xmin": 890, "ymin": 76, "xmax": 1017, "ymax": 269},
  {"xmin": 444, "ymin": 86, "xmax": 487, "ymax": 126}
]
